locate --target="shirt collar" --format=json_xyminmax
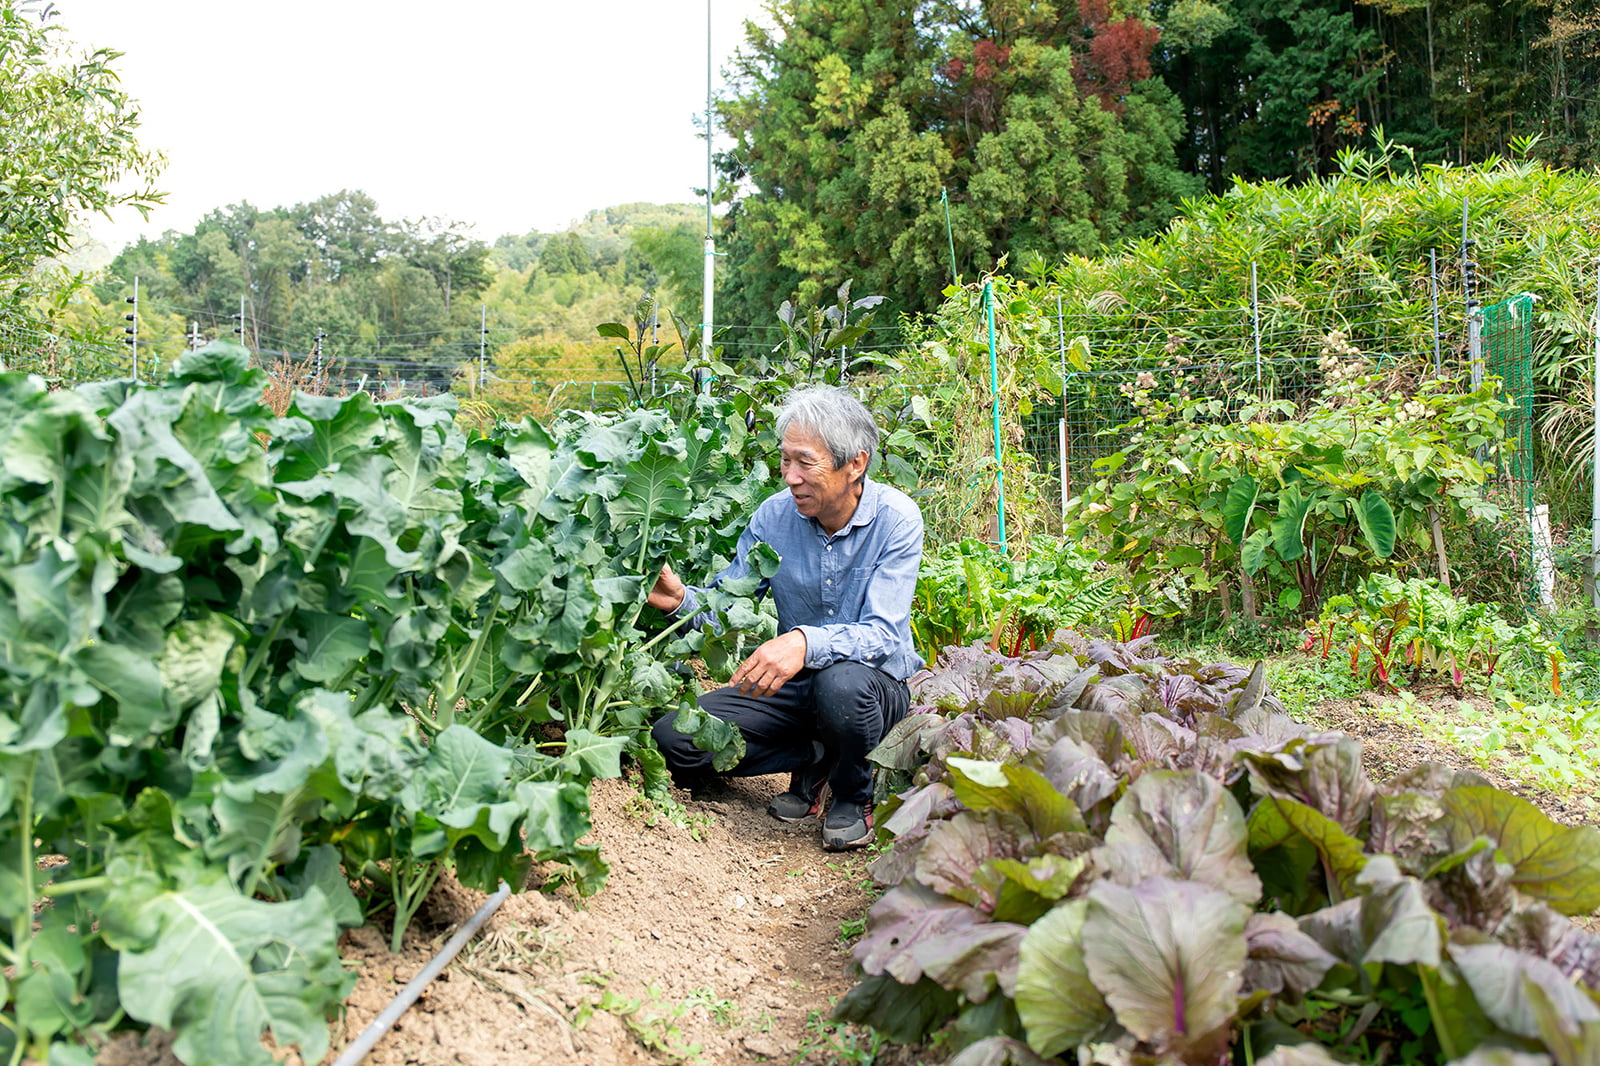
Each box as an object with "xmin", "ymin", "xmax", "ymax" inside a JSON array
[{"xmin": 825, "ymin": 477, "xmax": 880, "ymax": 537}]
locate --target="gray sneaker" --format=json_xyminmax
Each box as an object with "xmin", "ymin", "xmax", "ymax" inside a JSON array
[
  {"xmin": 821, "ymin": 801, "xmax": 874, "ymax": 851},
  {"xmin": 768, "ymin": 753, "xmax": 830, "ymax": 822},
  {"xmin": 767, "ymin": 782, "xmax": 826, "ymax": 822}
]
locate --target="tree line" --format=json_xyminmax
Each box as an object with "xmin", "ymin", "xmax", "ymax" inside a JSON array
[
  {"xmin": 712, "ymin": 0, "xmax": 1600, "ymax": 322},
  {"xmin": 47, "ymin": 197, "xmax": 706, "ymax": 392},
  {"xmin": 6, "ymin": 0, "xmax": 1597, "ymax": 387}
]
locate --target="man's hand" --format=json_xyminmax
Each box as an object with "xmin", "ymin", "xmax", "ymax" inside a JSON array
[
  {"xmin": 728, "ymin": 630, "xmax": 807, "ymax": 698},
  {"xmin": 647, "ymin": 564, "xmax": 686, "ymax": 612}
]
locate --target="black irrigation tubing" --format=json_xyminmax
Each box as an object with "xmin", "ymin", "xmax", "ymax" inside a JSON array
[{"xmin": 329, "ymin": 880, "xmax": 512, "ymax": 1066}]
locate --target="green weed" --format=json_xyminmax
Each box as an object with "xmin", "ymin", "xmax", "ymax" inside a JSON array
[
  {"xmin": 573, "ymin": 979, "xmax": 704, "ymax": 1063},
  {"xmin": 1380, "ymin": 691, "xmax": 1600, "ymax": 812},
  {"xmin": 791, "ymin": 1009, "xmax": 886, "ymax": 1065}
]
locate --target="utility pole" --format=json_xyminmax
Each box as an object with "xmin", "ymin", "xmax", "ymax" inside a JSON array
[
  {"xmin": 700, "ymin": 0, "xmax": 715, "ymax": 372},
  {"xmin": 123, "ymin": 277, "xmax": 139, "ymax": 383},
  {"xmin": 479, "ymin": 304, "xmax": 488, "ymax": 392},
  {"xmin": 1591, "ymin": 259, "xmax": 1600, "ymax": 635},
  {"xmin": 188, "ymin": 321, "xmax": 204, "ymax": 350}
]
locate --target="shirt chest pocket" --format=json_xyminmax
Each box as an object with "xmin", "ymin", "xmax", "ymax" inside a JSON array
[{"xmin": 831, "ymin": 567, "xmax": 873, "ymax": 616}]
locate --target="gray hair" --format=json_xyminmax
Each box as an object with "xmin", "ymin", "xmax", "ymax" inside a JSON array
[{"xmin": 775, "ymin": 386, "xmax": 878, "ymax": 470}]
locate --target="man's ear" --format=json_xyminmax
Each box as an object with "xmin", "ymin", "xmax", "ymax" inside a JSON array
[{"xmin": 848, "ymin": 450, "xmax": 870, "ymax": 483}]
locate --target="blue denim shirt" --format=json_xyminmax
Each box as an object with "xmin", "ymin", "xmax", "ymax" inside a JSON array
[{"xmin": 675, "ymin": 477, "xmax": 926, "ymax": 681}]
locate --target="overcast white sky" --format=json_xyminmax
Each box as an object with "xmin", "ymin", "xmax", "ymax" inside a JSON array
[{"xmin": 54, "ymin": 0, "xmax": 771, "ymax": 253}]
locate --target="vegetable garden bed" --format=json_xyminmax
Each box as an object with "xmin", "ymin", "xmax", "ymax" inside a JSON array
[{"xmin": 5, "ymin": 342, "xmax": 1597, "ymax": 1066}]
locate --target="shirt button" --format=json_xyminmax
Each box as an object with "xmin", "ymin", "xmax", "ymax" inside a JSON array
[
  {"xmin": 824, "ymin": 579, "xmax": 831, "ymax": 585},
  {"xmin": 827, "ymin": 609, "xmax": 834, "ymax": 615}
]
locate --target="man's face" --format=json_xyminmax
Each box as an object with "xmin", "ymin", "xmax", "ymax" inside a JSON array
[{"xmin": 780, "ymin": 425, "xmax": 867, "ymax": 532}]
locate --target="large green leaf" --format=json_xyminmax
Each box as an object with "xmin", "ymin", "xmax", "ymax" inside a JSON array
[
  {"xmin": 76, "ymin": 641, "xmax": 166, "ymax": 744},
  {"xmin": 272, "ymin": 390, "xmax": 383, "ymax": 481},
  {"xmin": 556, "ymin": 728, "xmax": 627, "ymax": 780},
  {"xmin": 106, "ymin": 390, "xmax": 244, "ymax": 538},
  {"xmin": 1242, "ymin": 527, "xmax": 1272, "ymax": 575},
  {"xmin": 946, "ymin": 757, "xmax": 1088, "ymax": 840},
  {"xmin": 1222, "ymin": 475, "xmax": 1259, "ymax": 547},
  {"xmin": 1014, "ymin": 900, "xmax": 1113, "ymax": 1057},
  {"xmin": 1082, "ymin": 877, "xmax": 1249, "ymax": 1056},
  {"xmin": 1270, "ymin": 482, "xmax": 1317, "ymax": 563},
  {"xmin": 1441, "ymin": 787, "xmax": 1600, "ymax": 916},
  {"xmin": 606, "ymin": 435, "xmax": 691, "ymax": 567},
  {"xmin": 158, "ymin": 612, "xmax": 239, "ymax": 712},
  {"xmin": 513, "ymin": 779, "xmax": 594, "ymax": 856},
  {"xmin": 666, "ymin": 702, "xmax": 747, "ymax": 772},
  {"xmin": 831, "ymin": 973, "xmax": 962, "ymax": 1045},
  {"xmin": 1352, "ymin": 489, "xmax": 1397, "ymax": 559},
  {"xmin": 401, "ymin": 725, "xmax": 518, "ymax": 842},
  {"xmin": 109, "ymin": 878, "xmax": 350, "ymax": 1066},
  {"xmin": 290, "ymin": 612, "xmax": 369, "ymax": 684},
  {"xmin": 1248, "ymin": 796, "xmax": 1369, "ymax": 902}
]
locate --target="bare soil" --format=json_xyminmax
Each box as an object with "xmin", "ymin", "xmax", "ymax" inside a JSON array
[
  {"xmin": 97, "ymin": 688, "xmax": 1598, "ymax": 1066},
  {"xmin": 328, "ymin": 774, "xmax": 903, "ymax": 1066},
  {"xmin": 101, "ymin": 773, "xmax": 909, "ymax": 1066}
]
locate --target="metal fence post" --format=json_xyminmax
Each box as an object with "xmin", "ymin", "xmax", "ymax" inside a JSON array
[
  {"xmin": 1429, "ymin": 249, "xmax": 1442, "ymax": 374},
  {"xmin": 1251, "ymin": 261, "xmax": 1261, "ymax": 383},
  {"xmin": 1591, "ymin": 258, "xmax": 1600, "ymax": 626},
  {"xmin": 1058, "ymin": 294, "xmax": 1069, "ymax": 516}
]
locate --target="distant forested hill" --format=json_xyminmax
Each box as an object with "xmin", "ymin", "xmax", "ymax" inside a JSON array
[{"xmin": 52, "ymin": 194, "xmax": 708, "ymax": 392}]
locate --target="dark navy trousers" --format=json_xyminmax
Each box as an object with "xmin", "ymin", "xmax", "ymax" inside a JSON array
[{"xmin": 651, "ymin": 661, "xmax": 910, "ymax": 808}]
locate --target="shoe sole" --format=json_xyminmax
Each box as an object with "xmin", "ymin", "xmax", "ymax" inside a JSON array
[{"xmin": 821, "ymin": 811, "xmax": 873, "ymax": 850}]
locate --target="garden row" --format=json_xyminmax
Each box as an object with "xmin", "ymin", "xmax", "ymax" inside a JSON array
[
  {"xmin": 837, "ymin": 637, "xmax": 1600, "ymax": 1065},
  {"xmin": 0, "ymin": 343, "xmax": 764, "ymax": 1066}
]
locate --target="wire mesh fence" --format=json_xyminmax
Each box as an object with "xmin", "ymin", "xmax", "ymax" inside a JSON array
[{"xmin": 0, "ymin": 260, "xmax": 1562, "ymax": 608}]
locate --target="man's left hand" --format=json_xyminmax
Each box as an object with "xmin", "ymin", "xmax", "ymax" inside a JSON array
[{"xmin": 728, "ymin": 630, "xmax": 807, "ymax": 698}]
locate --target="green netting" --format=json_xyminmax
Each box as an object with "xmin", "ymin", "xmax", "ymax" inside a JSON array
[
  {"xmin": 1483, "ymin": 293, "xmax": 1537, "ymax": 516},
  {"xmin": 1481, "ymin": 292, "xmax": 1546, "ymax": 606}
]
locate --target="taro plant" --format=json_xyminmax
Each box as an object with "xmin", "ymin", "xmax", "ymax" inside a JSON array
[
  {"xmin": 1069, "ymin": 363, "xmax": 1509, "ymax": 624},
  {"xmin": 835, "ymin": 637, "xmax": 1600, "ymax": 1065}
]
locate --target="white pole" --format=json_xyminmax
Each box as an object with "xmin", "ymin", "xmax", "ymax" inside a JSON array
[
  {"xmin": 1059, "ymin": 419, "xmax": 1069, "ymax": 517},
  {"xmin": 1251, "ymin": 261, "xmax": 1261, "ymax": 383},
  {"xmin": 1590, "ymin": 259, "xmax": 1600, "ymax": 620},
  {"xmin": 700, "ymin": 0, "xmax": 715, "ymax": 366},
  {"xmin": 1058, "ymin": 294, "xmax": 1069, "ymax": 515}
]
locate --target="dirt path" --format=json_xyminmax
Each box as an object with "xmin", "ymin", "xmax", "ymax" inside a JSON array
[{"xmin": 329, "ymin": 774, "xmax": 891, "ymax": 1066}]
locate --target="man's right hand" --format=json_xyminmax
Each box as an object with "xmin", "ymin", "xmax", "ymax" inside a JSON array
[{"xmin": 647, "ymin": 564, "xmax": 686, "ymax": 612}]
